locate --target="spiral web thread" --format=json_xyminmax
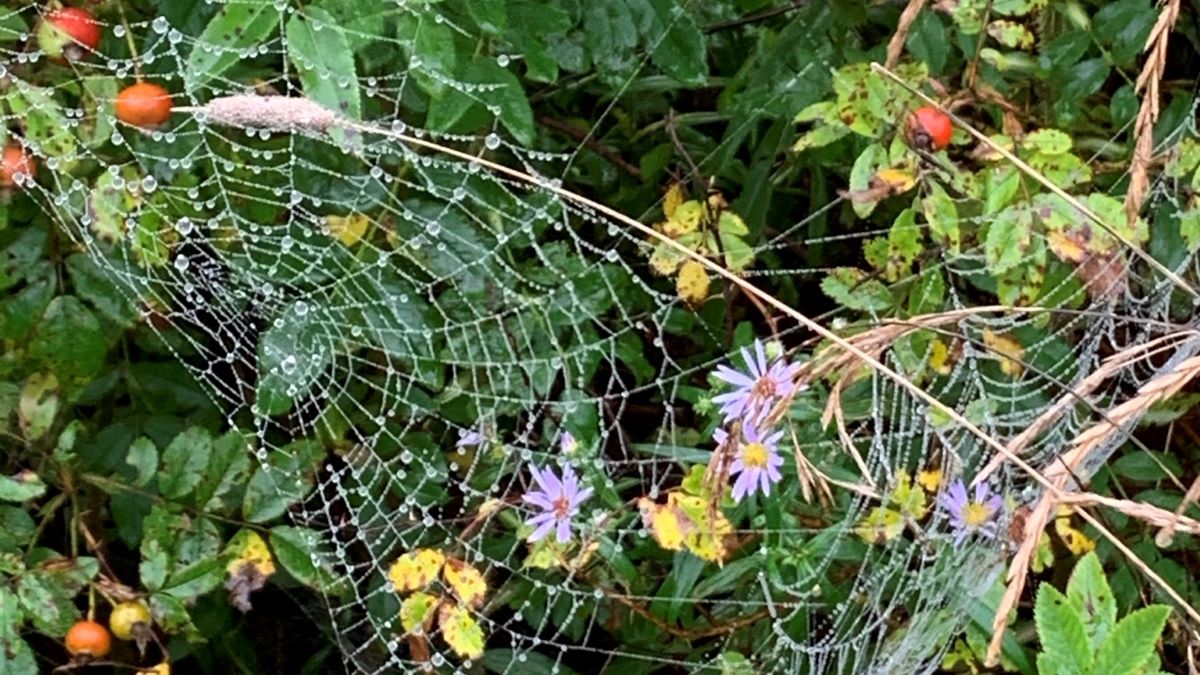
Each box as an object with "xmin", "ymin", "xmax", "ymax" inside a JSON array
[{"xmin": 4, "ymin": 1, "xmax": 1200, "ymax": 673}]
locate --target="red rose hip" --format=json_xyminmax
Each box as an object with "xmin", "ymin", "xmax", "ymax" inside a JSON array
[{"xmin": 906, "ymin": 106, "xmax": 954, "ymax": 151}]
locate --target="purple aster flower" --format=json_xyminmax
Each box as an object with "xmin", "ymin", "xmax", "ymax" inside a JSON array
[
  {"xmin": 711, "ymin": 339, "xmax": 802, "ymax": 425},
  {"xmin": 940, "ymin": 479, "xmax": 1004, "ymax": 545},
  {"xmin": 714, "ymin": 424, "xmax": 785, "ymax": 502},
  {"xmin": 523, "ymin": 464, "xmax": 593, "ymax": 543},
  {"xmin": 456, "ymin": 427, "xmax": 483, "ymax": 449}
]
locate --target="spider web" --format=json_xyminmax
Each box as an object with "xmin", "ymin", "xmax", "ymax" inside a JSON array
[{"xmin": 5, "ymin": 1, "xmax": 1200, "ymax": 673}]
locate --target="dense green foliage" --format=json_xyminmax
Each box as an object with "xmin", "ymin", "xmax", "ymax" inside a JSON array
[{"xmin": 2, "ymin": 0, "xmax": 1200, "ymax": 673}]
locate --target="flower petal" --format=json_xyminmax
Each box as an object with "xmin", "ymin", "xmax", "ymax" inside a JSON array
[
  {"xmin": 529, "ymin": 518, "xmax": 556, "ymax": 543},
  {"xmin": 555, "ymin": 518, "xmax": 572, "ymax": 543},
  {"xmin": 713, "ymin": 366, "xmax": 754, "ymax": 387}
]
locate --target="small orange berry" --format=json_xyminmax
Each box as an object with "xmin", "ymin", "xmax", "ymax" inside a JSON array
[
  {"xmin": 65, "ymin": 620, "xmax": 112, "ymax": 658},
  {"xmin": 115, "ymin": 82, "xmax": 174, "ymax": 129},
  {"xmin": 0, "ymin": 144, "xmax": 36, "ymax": 188},
  {"xmin": 906, "ymin": 106, "xmax": 954, "ymax": 151}
]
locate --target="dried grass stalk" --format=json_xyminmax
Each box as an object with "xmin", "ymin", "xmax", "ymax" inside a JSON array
[
  {"xmin": 1046, "ymin": 354, "xmax": 1200, "ymax": 484},
  {"xmin": 1125, "ymin": 0, "xmax": 1182, "ymax": 227},
  {"xmin": 885, "ymin": 0, "xmax": 929, "ymax": 69}
]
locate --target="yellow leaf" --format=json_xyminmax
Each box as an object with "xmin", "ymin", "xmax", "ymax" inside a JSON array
[
  {"xmin": 637, "ymin": 497, "xmax": 689, "ymax": 551},
  {"xmin": 1054, "ymin": 510, "xmax": 1095, "ymax": 555},
  {"xmin": 875, "ymin": 167, "xmax": 917, "ymax": 193},
  {"xmin": 387, "ymin": 549, "xmax": 445, "ymax": 593},
  {"xmin": 929, "ymin": 338, "xmax": 952, "ymax": 375},
  {"xmin": 663, "ymin": 183, "xmax": 685, "ymax": 219},
  {"xmin": 1046, "ymin": 228, "xmax": 1087, "ymax": 263},
  {"xmin": 982, "ymin": 329, "xmax": 1025, "ymax": 377},
  {"xmin": 523, "ymin": 537, "xmax": 568, "ymax": 569},
  {"xmin": 224, "ymin": 530, "xmax": 275, "ymax": 578},
  {"xmin": 438, "ymin": 603, "xmax": 486, "ymax": 660},
  {"xmin": 399, "ymin": 591, "xmax": 438, "ymax": 634},
  {"xmin": 442, "ymin": 559, "xmax": 487, "ymax": 608},
  {"xmin": 662, "ymin": 200, "xmax": 704, "ymax": 238},
  {"xmin": 916, "ymin": 468, "xmax": 942, "ymax": 493},
  {"xmin": 889, "ymin": 471, "xmax": 927, "ymax": 519},
  {"xmin": 676, "ymin": 260, "xmax": 710, "ymax": 306},
  {"xmin": 325, "ymin": 212, "xmax": 370, "ymax": 246},
  {"xmin": 670, "ymin": 493, "xmax": 732, "ymax": 563},
  {"xmin": 648, "ymin": 242, "xmax": 686, "ymax": 276},
  {"xmin": 855, "ymin": 506, "xmax": 904, "ymax": 544}
]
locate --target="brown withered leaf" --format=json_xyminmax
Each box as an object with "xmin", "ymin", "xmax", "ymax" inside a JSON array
[{"xmin": 226, "ymin": 561, "xmax": 269, "ymax": 613}]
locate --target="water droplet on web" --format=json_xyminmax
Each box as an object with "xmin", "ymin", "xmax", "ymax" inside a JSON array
[
  {"xmin": 425, "ymin": 222, "xmax": 441, "ymax": 237},
  {"xmin": 141, "ymin": 175, "xmax": 158, "ymax": 193},
  {"xmin": 370, "ymin": 166, "xmax": 383, "ymax": 179},
  {"xmin": 280, "ymin": 355, "xmax": 298, "ymax": 375},
  {"xmin": 281, "ymin": 235, "xmax": 295, "ymax": 252},
  {"xmin": 484, "ymin": 133, "xmax": 501, "ymax": 150},
  {"xmin": 451, "ymin": 186, "xmax": 466, "ymax": 201},
  {"xmin": 294, "ymin": 300, "xmax": 309, "ymax": 316},
  {"xmin": 175, "ymin": 218, "xmax": 194, "ymax": 236},
  {"xmin": 497, "ymin": 54, "xmax": 510, "ymax": 67},
  {"xmin": 152, "ymin": 16, "xmax": 169, "ymax": 33},
  {"xmin": 113, "ymin": 24, "xmax": 127, "ymax": 38},
  {"xmin": 174, "ymin": 255, "xmax": 190, "ymax": 272}
]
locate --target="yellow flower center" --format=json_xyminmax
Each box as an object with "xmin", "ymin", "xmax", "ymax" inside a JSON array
[
  {"xmin": 963, "ymin": 502, "xmax": 992, "ymax": 527},
  {"xmin": 742, "ymin": 442, "xmax": 769, "ymax": 468}
]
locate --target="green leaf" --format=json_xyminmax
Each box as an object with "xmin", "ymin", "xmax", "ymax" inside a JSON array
[
  {"xmin": 985, "ymin": 207, "xmax": 1031, "ymax": 275},
  {"xmin": 428, "ymin": 60, "xmax": 534, "ymax": 145},
  {"xmin": 15, "ymin": 559, "xmax": 95, "ymax": 636},
  {"xmin": 185, "ymin": 3, "xmax": 281, "ymax": 92},
  {"xmin": 1066, "ymin": 552, "xmax": 1117, "ymax": 651},
  {"xmin": 906, "ymin": 11, "xmax": 949, "ymax": 74},
  {"xmin": 162, "ymin": 558, "xmax": 224, "ymax": 600},
  {"xmin": 256, "ymin": 301, "xmax": 332, "ymax": 416},
  {"xmin": 395, "ymin": 12, "xmax": 458, "ymax": 99},
  {"xmin": 126, "ymin": 437, "xmax": 158, "ymax": 487},
  {"xmin": 821, "ymin": 268, "xmax": 893, "ymax": 312},
  {"xmin": 466, "ymin": 0, "xmax": 507, "ymax": 34},
  {"xmin": 243, "ymin": 439, "xmax": 324, "ymax": 523},
  {"xmin": 1023, "ymin": 129, "xmax": 1073, "ymax": 155},
  {"xmin": 1091, "ymin": 605, "xmax": 1170, "ymax": 675},
  {"xmin": 627, "ymin": 0, "xmax": 707, "ymax": 86},
  {"xmin": 924, "ymin": 182, "xmax": 961, "ymax": 252},
  {"xmin": 193, "ymin": 430, "xmax": 251, "ymax": 514},
  {"xmin": 0, "ymin": 588, "xmax": 36, "ymax": 675},
  {"xmin": 157, "ymin": 427, "xmax": 213, "ymax": 500},
  {"xmin": 5, "ymin": 84, "xmax": 77, "ymax": 163},
  {"xmin": 270, "ymin": 526, "xmax": 337, "ymax": 591},
  {"xmin": 17, "ymin": 373, "xmax": 57, "ymax": 442},
  {"xmin": 1180, "ymin": 208, "xmax": 1200, "ymax": 252},
  {"xmin": 1034, "ymin": 584, "xmax": 1091, "ymax": 674},
  {"xmin": 65, "ymin": 254, "xmax": 138, "ymax": 328},
  {"xmin": 0, "ymin": 8, "xmax": 27, "ymax": 44},
  {"xmin": 286, "ymin": 8, "xmax": 360, "ymax": 120},
  {"xmin": 0, "ymin": 472, "xmax": 45, "ymax": 503},
  {"xmin": 984, "ymin": 167, "xmax": 1022, "ymax": 216},
  {"xmin": 28, "ymin": 296, "xmax": 108, "ymax": 383},
  {"xmin": 583, "ymin": 2, "xmax": 638, "ymax": 85}
]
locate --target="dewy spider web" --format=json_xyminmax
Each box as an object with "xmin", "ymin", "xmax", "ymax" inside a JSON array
[{"xmin": 5, "ymin": 1, "xmax": 1200, "ymax": 673}]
